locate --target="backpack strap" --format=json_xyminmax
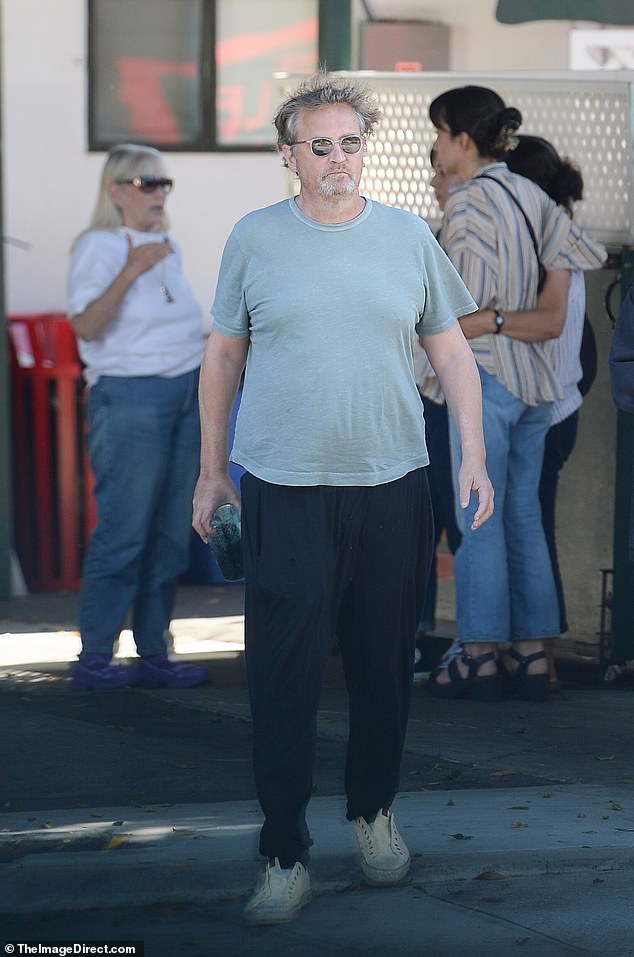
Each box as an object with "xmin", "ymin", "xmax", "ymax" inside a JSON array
[{"xmin": 476, "ymin": 173, "xmax": 545, "ymax": 292}]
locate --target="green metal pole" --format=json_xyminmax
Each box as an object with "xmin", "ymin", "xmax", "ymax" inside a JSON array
[
  {"xmin": 610, "ymin": 249, "xmax": 634, "ymax": 660},
  {"xmin": 319, "ymin": 0, "xmax": 352, "ymax": 71}
]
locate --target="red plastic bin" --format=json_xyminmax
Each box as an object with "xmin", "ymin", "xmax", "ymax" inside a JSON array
[{"xmin": 7, "ymin": 313, "xmax": 96, "ymax": 591}]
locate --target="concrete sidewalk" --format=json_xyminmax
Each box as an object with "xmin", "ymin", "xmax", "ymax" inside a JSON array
[
  {"xmin": 2, "ymin": 784, "xmax": 633, "ymax": 913},
  {"xmin": 2, "ymin": 585, "xmax": 634, "ymax": 955},
  {"xmin": 2, "ymin": 787, "xmax": 633, "ymax": 956}
]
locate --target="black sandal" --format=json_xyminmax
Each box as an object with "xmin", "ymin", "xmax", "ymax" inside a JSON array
[
  {"xmin": 429, "ymin": 651, "xmax": 503, "ymax": 702},
  {"xmin": 500, "ymin": 648, "xmax": 549, "ymax": 701}
]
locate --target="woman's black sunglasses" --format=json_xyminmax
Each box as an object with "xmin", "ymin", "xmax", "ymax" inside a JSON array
[{"xmin": 116, "ymin": 175, "xmax": 174, "ymax": 194}]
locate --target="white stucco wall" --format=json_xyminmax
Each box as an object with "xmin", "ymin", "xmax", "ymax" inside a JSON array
[{"xmin": 451, "ymin": 21, "xmax": 571, "ymax": 70}]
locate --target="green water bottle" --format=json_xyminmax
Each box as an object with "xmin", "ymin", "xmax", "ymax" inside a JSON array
[{"xmin": 208, "ymin": 504, "xmax": 244, "ymax": 581}]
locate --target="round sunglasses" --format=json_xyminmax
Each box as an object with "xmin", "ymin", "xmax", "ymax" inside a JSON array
[
  {"xmin": 116, "ymin": 175, "xmax": 174, "ymax": 194},
  {"xmin": 290, "ymin": 135, "xmax": 364, "ymax": 157}
]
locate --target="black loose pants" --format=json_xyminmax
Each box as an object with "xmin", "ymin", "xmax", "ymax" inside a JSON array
[{"xmin": 240, "ymin": 468, "xmax": 434, "ymax": 866}]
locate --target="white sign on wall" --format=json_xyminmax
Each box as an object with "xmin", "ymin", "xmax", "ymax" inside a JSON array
[{"xmin": 570, "ymin": 29, "xmax": 634, "ymax": 71}]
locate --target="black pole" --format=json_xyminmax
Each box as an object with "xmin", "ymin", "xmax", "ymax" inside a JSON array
[{"xmin": 610, "ymin": 250, "xmax": 634, "ymax": 660}]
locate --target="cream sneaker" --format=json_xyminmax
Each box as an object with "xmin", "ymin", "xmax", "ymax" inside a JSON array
[
  {"xmin": 244, "ymin": 858, "xmax": 312, "ymax": 924},
  {"xmin": 353, "ymin": 809, "xmax": 411, "ymax": 886}
]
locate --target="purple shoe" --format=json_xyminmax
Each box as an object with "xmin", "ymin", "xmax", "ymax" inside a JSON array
[
  {"xmin": 132, "ymin": 655, "xmax": 208, "ymax": 689},
  {"xmin": 72, "ymin": 653, "xmax": 135, "ymax": 691}
]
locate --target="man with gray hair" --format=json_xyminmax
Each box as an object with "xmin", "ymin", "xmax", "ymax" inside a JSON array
[{"xmin": 193, "ymin": 72, "xmax": 493, "ymax": 924}]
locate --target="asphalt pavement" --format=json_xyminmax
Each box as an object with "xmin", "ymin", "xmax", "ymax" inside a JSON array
[{"xmin": 1, "ymin": 583, "xmax": 634, "ymax": 957}]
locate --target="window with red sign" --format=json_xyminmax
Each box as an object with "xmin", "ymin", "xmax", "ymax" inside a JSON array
[{"xmin": 89, "ymin": 0, "xmax": 318, "ymax": 151}]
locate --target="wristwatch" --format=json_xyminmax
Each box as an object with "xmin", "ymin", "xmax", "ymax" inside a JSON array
[{"xmin": 494, "ymin": 310, "xmax": 505, "ymax": 334}]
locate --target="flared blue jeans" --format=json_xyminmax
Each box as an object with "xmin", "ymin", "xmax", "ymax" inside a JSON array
[{"xmin": 449, "ymin": 369, "xmax": 559, "ymax": 643}]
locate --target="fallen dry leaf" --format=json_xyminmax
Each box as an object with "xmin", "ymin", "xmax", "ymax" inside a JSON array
[
  {"xmin": 104, "ymin": 834, "xmax": 129, "ymax": 850},
  {"xmin": 445, "ymin": 768, "xmax": 463, "ymax": 782},
  {"xmin": 490, "ymin": 768, "xmax": 518, "ymax": 778},
  {"xmin": 512, "ymin": 821, "xmax": 528, "ymax": 828},
  {"xmin": 475, "ymin": 870, "xmax": 507, "ymax": 881}
]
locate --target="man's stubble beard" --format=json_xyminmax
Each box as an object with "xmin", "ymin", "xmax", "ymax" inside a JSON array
[{"xmin": 319, "ymin": 172, "xmax": 357, "ymax": 198}]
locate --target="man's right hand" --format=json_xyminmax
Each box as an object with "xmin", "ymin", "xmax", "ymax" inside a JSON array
[{"xmin": 192, "ymin": 472, "xmax": 241, "ymax": 542}]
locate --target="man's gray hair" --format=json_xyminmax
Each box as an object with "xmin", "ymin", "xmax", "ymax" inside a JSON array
[{"xmin": 273, "ymin": 71, "xmax": 382, "ymax": 154}]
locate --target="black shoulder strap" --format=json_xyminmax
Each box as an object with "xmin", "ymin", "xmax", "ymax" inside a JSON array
[{"xmin": 476, "ymin": 173, "xmax": 541, "ymax": 260}]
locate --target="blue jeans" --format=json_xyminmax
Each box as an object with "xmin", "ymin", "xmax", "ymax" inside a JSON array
[
  {"xmin": 79, "ymin": 370, "xmax": 200, "ymax": 656},
  {"xmin": 449, "ymin": 369, "xmax": 559, "ymax": 643}
]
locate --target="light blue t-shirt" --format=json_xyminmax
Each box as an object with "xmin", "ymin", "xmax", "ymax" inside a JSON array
[{"xmin": 211, "ymin": 198, "xmax": 476, "ymax": 486}]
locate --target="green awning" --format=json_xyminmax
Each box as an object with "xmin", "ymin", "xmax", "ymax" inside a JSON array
[{"xmin": 496, "ymin": 0, "xmax": 634, "ymax": 25}]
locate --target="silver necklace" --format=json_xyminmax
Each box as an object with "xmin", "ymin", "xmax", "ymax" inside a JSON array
[{"xmin": 158, "ymin": 236, "xmax": 175, "ymax": 303}]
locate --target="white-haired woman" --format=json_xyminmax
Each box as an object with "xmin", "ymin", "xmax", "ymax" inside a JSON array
[{"xmin": 68, "ymin": 144, "xmax": 206, "ymax": 691}]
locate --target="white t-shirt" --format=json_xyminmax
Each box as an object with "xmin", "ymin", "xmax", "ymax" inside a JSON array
[
  {"xmin": 551, "ymin": 270, "xmax": 585, "ymax": 425},
  {"xmin": 68, "ymin": 227, "xmax": 204, "ymax": 386},
  {"xmin": 211, "ymin": 198, "xmax": 476, "ymax": 486}
]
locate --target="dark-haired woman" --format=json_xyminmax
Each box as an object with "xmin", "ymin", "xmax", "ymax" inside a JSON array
[
  {"xmin": 427, "ymin": 87, "xmax": 605, "ymax": 701},
  {"xmin": 505, "ymin": 136, "xmax": 596, "ymax": 650}
]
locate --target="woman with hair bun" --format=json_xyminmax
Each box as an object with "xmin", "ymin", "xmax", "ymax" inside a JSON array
[{"xmin": 426, "ymin": 87, "xmax": 606, "ymax": 701}]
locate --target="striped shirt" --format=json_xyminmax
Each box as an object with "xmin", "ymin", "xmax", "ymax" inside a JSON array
[
  {"xmin": 438, "ymin": 162, "xmax": 606, "ymax": 406},
  {"xmin": 416, "ymin": 269, "xmax": 590, "ymax": 426}
]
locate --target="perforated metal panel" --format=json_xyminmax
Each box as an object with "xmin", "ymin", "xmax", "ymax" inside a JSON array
[{"xmin": 274, "ymin": 71, "xmax": 634, "ymax": 245}]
